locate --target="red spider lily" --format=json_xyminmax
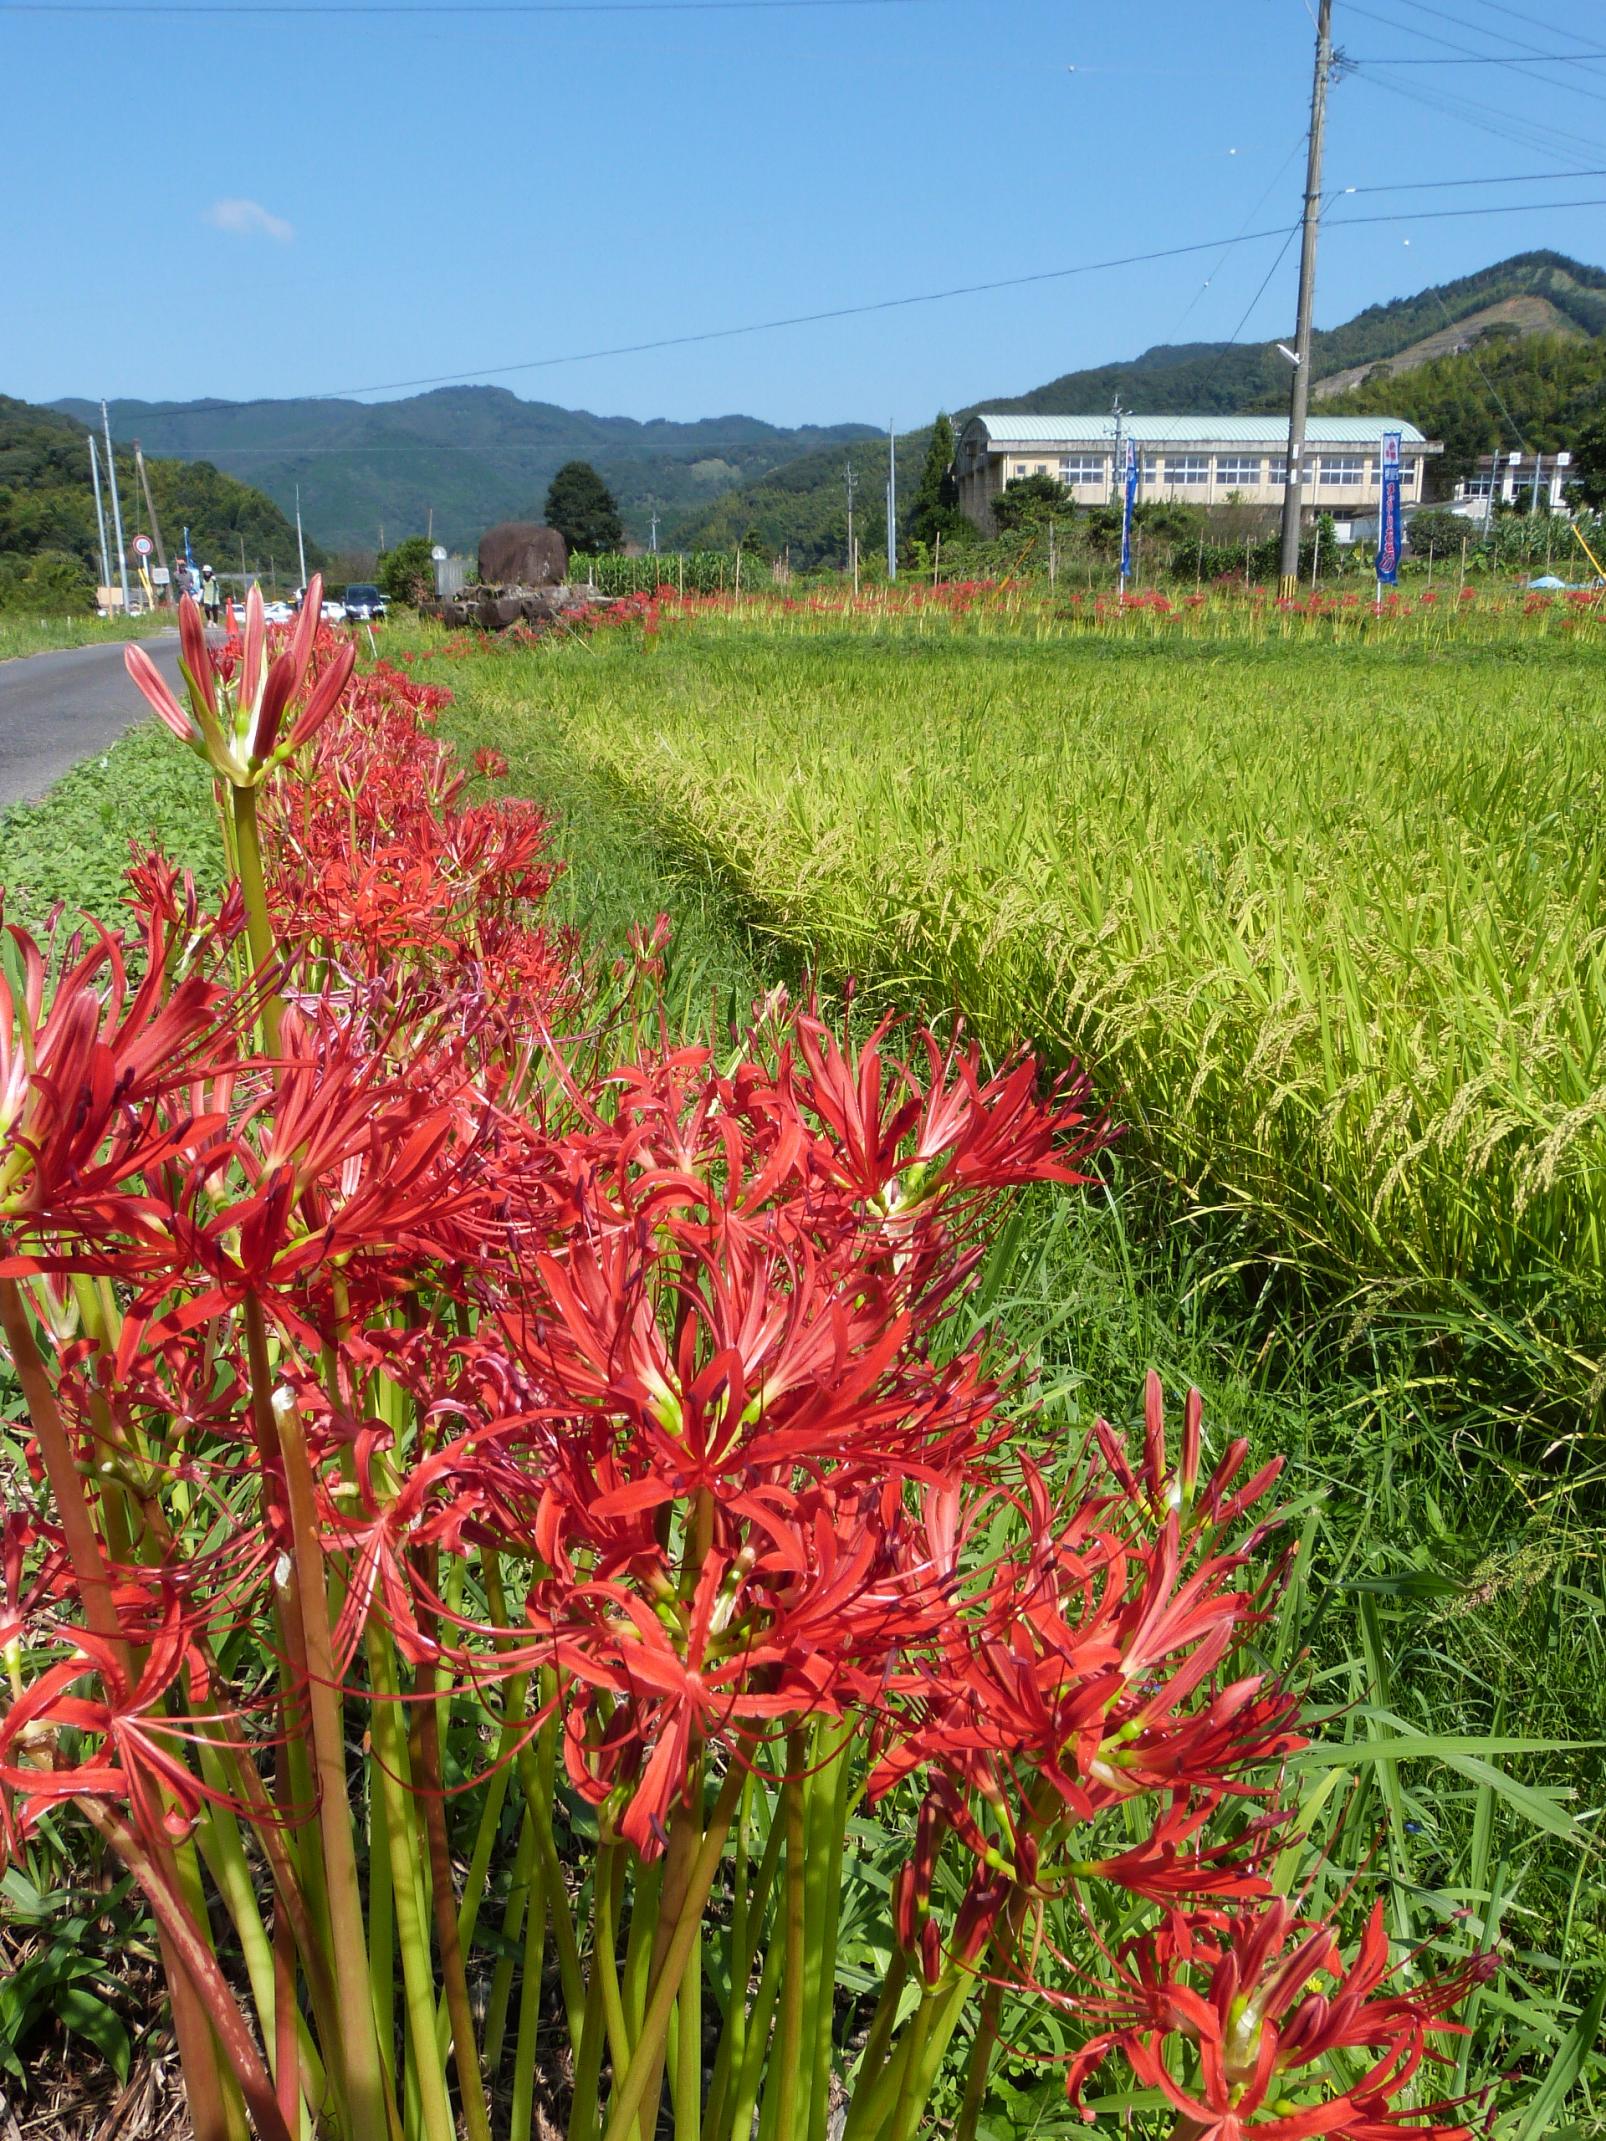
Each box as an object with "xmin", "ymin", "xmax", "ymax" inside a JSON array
[
  {"xmin": 1063, "ymin": 1897, "xmax": 1495, "ymax": 2141},
  {"xmin": 0, "ymin": 911, "xmax": 240, "ymax": 1270},
  {"xmin": 125, "ymin": 578, "xmax": 355, "ymax": 789},
  {"xmin": 0, "ymin": 1592, "xmax": 249, "ymax": 1849},
  {"xmin": 779, "ymin": 1012, "xmax": 1112, "ymax": 1216}
]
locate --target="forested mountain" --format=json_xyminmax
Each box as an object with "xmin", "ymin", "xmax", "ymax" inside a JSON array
[
  {"xmin": 0, "ymin": 396, "xmax": 320, "ymax": 610},
  {"xmin": 52, "ymin": 388, "xmax": 879, "ymax": 555},
  {"xmin": 989, "ymin": 251, "xmax": 1606, "ymax": 419},
  {"xmin": 678, "ymin": 252, "xmax": 1606, "ymax": 563},
  {"xmin": 1320, "ymin": 331, "xmax": 1606, "ymax": 485}
]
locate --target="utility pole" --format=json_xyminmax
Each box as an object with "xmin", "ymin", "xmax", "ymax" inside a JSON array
[
  {"xmin": 101, "ymin": 402, "xmax": 131, "ymax": 617},
  {"xmin": 649, "ymin": 508, "xmax": 660, "ymax": 554},
  {"xmin": 132, "ymin": 442, "xmax": 170, "ymax": 590},
  {"xmin": 1277, "ymin": 0, "xmax": 1334, "ymax": 598},
  {"xmin": 844, "ymin": 458, "xmax": 857, "ymax": 577},
  {"xmin": 886, "ymin": 423, "xmax": 897, "ymax": 583},
  {"xmin": 87, "ymin": 436, "xmax": 112, "ymax": 597},
  {"xmin": 295, "ymin": 485, "xmax": 309, "ymax": 590}
]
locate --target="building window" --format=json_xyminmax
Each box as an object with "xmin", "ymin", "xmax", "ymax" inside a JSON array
[
  {"xmin": 1464, "ymin": 475, "xmax": 1493, "ymax": 498},
  {"xmin": 1268, "ymin": 457, "xmax": 1290, "ymax": 486},
  {"xmin": 1142, "ymin": 456, "xmax": 1164, "ymax": 484},
  {"xmin": 1319, "ymin": 455, "xmax": 1366, "ymax": 488},
  {"xmin": 1166, "ymin": 455, "xmax": 1210, "ymax": 486},
  {"xmin": 1215, "ymin": 456, "xmax": 1262, "ymax": 488},
  {"xmin": 1059, "ymin": 455, "xmax": 1108, "ymax": 485}
]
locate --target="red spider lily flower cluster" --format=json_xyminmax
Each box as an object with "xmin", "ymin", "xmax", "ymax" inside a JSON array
[{"xmin": 0, "ymin": 618, "xmax": 1495, "ymax": 2141}]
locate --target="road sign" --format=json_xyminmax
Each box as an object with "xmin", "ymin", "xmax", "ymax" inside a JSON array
[
  {"xmin": 132, "ymin": 534, "xmax": 154, "ymax": 557},
  {"xmin": 151, "ymin": 565, "xmax": 171, "ymax": 585}
]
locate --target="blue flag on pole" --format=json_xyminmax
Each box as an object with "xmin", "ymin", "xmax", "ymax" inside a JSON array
[
  {"xmin": 1120, "ymin": 437, "xmax": 1138, "ymax": 582},
  {"xmin": 1375, "ymin": 431, "xmax": 1402, "ymax": 585}
]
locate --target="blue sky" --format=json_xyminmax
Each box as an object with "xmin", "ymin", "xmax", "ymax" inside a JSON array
[{"xmin": 6, "ymin": 0, "xmax": 1606, "ymax": 428}]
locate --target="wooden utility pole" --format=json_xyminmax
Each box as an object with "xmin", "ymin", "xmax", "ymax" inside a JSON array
[
  {"xmin": 1277, "ymin": 0, "xmax": 1334, "ymax": 598},
  {"xmin": 132, "ymin": 442, "xmax": 170, "ymax": 591}
]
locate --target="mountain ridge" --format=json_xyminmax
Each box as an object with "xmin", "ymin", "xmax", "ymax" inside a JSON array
[{"xmin": 51, "ymin": 385, "xmax": 879, "ymax": 556}]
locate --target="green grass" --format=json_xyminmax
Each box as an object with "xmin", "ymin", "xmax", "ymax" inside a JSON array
[
  {"xmin": 0, "ymin": 719, "xmax": 220, "ymax": 932},
  {"xmin": 0, "ymin": 612, "xmax": 168, "ymax": 663},
  {"xmin": 424, "ymin": 605, "xmax": 1606, "ymax": 1447},
  {"xmin": 434, "ymin": 651, "xmax": 1606, "ymax": 2140}
]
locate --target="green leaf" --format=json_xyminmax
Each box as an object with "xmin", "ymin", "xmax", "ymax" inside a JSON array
[
  {"xmin": 1505, "ymin": 1977, "xmax": 1606, "ymax": 2141},
  {"xmin": 54, "ymin": 1988, "xmax": 132, "ymax": 2084}
]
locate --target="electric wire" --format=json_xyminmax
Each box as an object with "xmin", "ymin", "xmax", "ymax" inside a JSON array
[
  {"xmin": 1377, "ymin": 0, "xmax": 1606, "ymax": 109},
  {"xmin": 307, "ymin": 194, "xmax": 1606, "ymax": 400}
]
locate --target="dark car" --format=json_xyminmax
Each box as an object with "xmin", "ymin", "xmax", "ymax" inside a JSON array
[{"xmin": 343, "ymin": 583, "xmax": 388, "ymax": 623}]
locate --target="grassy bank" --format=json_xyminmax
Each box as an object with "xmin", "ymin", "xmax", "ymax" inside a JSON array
[
  {"xmin": 0, "ymin": 612, "xmax": 168, "ymax": 663},
  {"xmin": 421, "ymin": 603, "xmax": 1606, "ymax": 1445}
]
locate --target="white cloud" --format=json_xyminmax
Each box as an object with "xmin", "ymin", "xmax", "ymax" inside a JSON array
[{"xmin": 205, "ymin": 197, "xmax": 294, "ymax": 244}]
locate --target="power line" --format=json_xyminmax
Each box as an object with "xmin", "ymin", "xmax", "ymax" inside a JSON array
[
  {"xmin": 302, "ymin": 194, "xmax": 1606, "ymax": 401},
  {"xmin": 1381, "ymin": 0, "xmax": 1606, "ymax": 109},
  {"xmin": 1355, "ymin": 49, "xmax": 1606, "ymax": 64},
  {"xmin": 1343, "ymin": 165, "xmax": 1606, "ymax": 189},
  {"xmin": 1348, "ymin": 58, "xmax": 1606, "ymax": 164}
]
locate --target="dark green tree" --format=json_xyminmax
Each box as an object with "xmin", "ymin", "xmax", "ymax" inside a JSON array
[
  {"xmin": 906, "ymin": 413, "xmax": 969, "ymax": 547},
  {"xmin": 544, "ymin": 461, "xmax": 623, "ymax": 555},
  {"xmin": 1570, "ymin": 403, "xmax": 1606, "ymax": 509},
  {"xmin": 992, "ymin": 471, "xmax": 1069, "ymax": 535},
  {"xmin": 378, "ymin": 534, "xmax": 437, "ymax": 607}
]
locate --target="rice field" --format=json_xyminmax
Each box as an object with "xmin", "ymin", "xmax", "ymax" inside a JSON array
[{"xmin": 430, "ymin": 594, "xmax": 1606, "ymax": 1436}]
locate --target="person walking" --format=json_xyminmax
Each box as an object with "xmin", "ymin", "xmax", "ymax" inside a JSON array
[{"xmin": 199, "ymin": 564, "xmax": 222, "ymax": 625}]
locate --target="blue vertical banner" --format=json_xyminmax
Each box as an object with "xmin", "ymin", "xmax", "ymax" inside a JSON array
[
  {"xmin": 1375, "ymin": 430, "xmax": 1403, "ymax": 585},
  {"xmin": 1120, "ymin": 437, "xmax": 1138, "ymax": 583}
]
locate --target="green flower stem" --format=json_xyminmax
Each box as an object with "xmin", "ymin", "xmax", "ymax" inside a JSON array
[
  {"xmin": 673, "ymin": 1908, "xmax": 704, "ymax": 2141},
  {"xmin": 414, "ymin": 1690, "xmax": 494, "ymax": 2141},
  {"xmin": 622, "ymin": 1854, "xmax": 663, "ymax": 2047},
  {"xmin": 227, "ymin": 780, "xmax": 283, "ymax": 1052},
  {"xmin": 365, "ymin": 1624, "xmax": 456, "ymax": 2141},
  {"xmin": 569, "ymin": 1915, "xmax": 613, "ymax": 2141},
  {"xmin": 803, "ymin": 1726, "xmax": 856, "ymax": 2141},
  {"xmin": 250, "ymin": 1306, "xmax": 393, "ymax": 2141},
  {"xmin": 508, "ymin": 1838, "xmax": 550, "ymax": 2141},
  {"xmin": 953, "ymin": 1972, "xmax": 1005, "ymax": 2141},
  {"xmin": 595, "ymin": 1837, "xmax": 635, "ymax": 2083},
  {"xmin": 368, "ymin": 1769, "xmax": 397, "ymax": 2074},
  {"xmin": 483, "ymin": 1811, "xmax": 539, "ymax": 2076},
  {"xmin": 773, "ymin": 1735, "xmax": 809, "ymax": 2141},
  {"xmin": 516, "ymin": 1731, "xmax": 586, "ymax": 2048},
  {"xmin": 599, "ymin": 1767, "xmax": 746, "ymax": 2141},
  {"xmin": 886, "ymin": 1993, "xmax": 935, "ymax": 2141},
  {"xmin": 721, "ymin": 1894, "xmax": 786, "ymax": 2141}
]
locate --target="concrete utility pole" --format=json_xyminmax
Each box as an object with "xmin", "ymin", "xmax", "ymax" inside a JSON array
[
  {"xmin": 101, "ymin": 402, "xmax": 132, "ymax": 617},
  {"xmin": 87, "ymin": 435, "xmax": 112, "ymax": 596},
  {"xmin": 844, "ymin": 458, "xmax": 857, "ymax": 575},
  {"xmin": 649, "ymin": 508, "xmax": 660, "ymax": 554},
  {"xmin": 1277, "ymin": 0, "xmax": 1334, "ymax": 597},
  {"xmin": 295, "ymin": 485, "xmax": 309, "ymax": 590},
  {"xmin": 886, "ymin": 425, "xmax": 897, "ymax": 583},
  {"xmin": 132, "ymin": 442, "xmax": 170, "ymax": 586}
]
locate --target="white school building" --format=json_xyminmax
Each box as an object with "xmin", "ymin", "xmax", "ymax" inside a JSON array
[{"xmin": 955, "ymin": 413, "xmax": 1440, "ymax": 535}]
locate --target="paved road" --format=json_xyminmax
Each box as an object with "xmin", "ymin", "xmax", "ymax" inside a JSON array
[{"xmin": 0, "ymin": 633, "xmax": 183, "ymax": 809}]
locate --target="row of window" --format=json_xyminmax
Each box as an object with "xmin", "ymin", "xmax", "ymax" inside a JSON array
[{"xmin": 1009, "ymin": 454, "xmax": 1414, "ymax": 490}]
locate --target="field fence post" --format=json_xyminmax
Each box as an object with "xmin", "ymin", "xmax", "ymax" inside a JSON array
[{"xmin": 1459, "ymin": 536, "xmax": 1467, "ymax": 600}]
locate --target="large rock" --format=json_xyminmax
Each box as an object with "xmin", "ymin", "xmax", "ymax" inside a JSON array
[{"xmin": 478, "ymin": 522, "xmax": 568, "ymax": 589}]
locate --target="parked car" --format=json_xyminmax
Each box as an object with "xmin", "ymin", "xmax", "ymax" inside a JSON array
[
  {"xmin": 321, "ymin": 599, "xmax": 346, "ymax": 625},
  {"xmin": 262, "ymin": 599, "xmax": 295, "ymax": 625},
  {"xmin": 343, "ymin": 584, "xmax": 387, "ymax": 623}
]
